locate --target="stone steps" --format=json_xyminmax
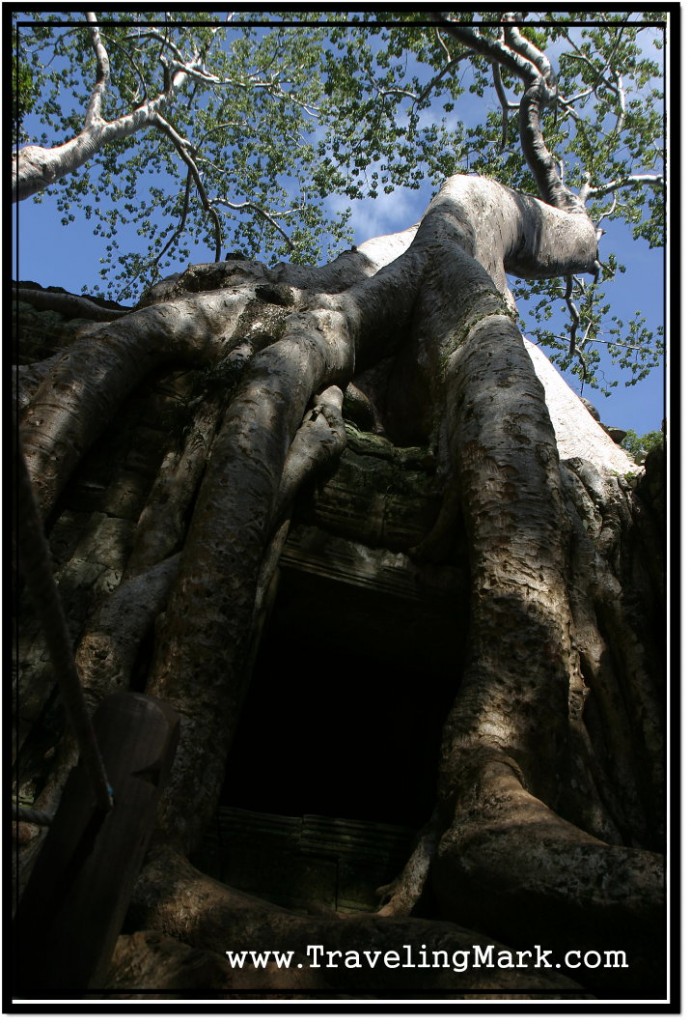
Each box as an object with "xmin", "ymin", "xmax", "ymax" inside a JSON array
[{"xmin": 193, "ymin": 806, "xmax": 416, "ymax": 914}]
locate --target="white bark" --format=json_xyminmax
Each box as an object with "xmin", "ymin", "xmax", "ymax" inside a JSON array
[
  {"xmin": 14, "ymin": 103, "xmax": 164, "ymax": 203},
  {"xmin": 524, "ymin": 339, "xmax": 636, "ymax": 475},
  {"xmin": 12, "ymin": 12, "xmax": 192, "ymax": 204}
]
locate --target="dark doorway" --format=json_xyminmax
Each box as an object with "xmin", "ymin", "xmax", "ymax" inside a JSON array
[{"xmin": 221, "ymin": 564, "xmax": 464, "ymax": 829}]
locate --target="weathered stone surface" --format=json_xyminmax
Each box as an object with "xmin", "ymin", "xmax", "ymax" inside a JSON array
[
  {"xmin": 280, "ymin": 525, "xmax": 464, "ymax": 602},
  {"xmin": 636, "ymin": 442, "xmax": 665, "ymax": 534},
  {"xmin": 193, "ymin": 808, "xmax": 415, "ymax": 914},
  {"xmin": 13, "ymin": 300, "xmax": 88, "ymax": 362},
  {"xmin": 296, "ymin": 424, "xmax": 445, "ymax": 552}
]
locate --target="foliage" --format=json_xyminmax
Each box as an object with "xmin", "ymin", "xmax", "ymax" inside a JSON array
[
  {"xmin": 620, "ymin": 427, "xmax": 664, "ymax": 462},
  {"xmin": 513, "ymin": 270, "xmax": 664, "ymax": 396},
  {"xmin": 13, "ymin": 10, "xmax": 665, "ymax": 389},
  {"xmin": 11, "ymin": 48, "xmax": 38, "ymax": 144}
]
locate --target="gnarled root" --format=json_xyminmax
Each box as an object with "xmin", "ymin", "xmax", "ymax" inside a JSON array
[
  {"xmin": 376, "ymin": 812, "xmax": 441, "ymax": 917},
  {"xmin": 431, "ymin": 758, "xmax": 665, "ymax": 997},
  {"xmin": 113, "ymin": 843, "xmax": 585, "ymax": 996}
]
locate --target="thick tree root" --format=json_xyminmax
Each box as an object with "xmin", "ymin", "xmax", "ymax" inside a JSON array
[
  {"xmin": 376, "ymin": 812, "xmax": 441, "ymax": 917},
  {"xmin": 113, "ymin": 844, "xmax": 586, "ymax": 996},
  {"xmin": 431, "ymin": 759, "xmax": 665, "ymax": 997}
]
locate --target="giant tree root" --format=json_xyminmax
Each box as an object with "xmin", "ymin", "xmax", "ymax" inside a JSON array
[
  {"xmin": 111, "ymin": 843, "xmax": 586, "ymax": 997},
  {"xmin": 430, "ymin": 760, "xmax": 665, "ymax": 997}
]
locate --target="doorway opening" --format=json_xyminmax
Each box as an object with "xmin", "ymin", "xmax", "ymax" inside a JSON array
[{"xmin": 221, "ymin": 563, "xmax": 463, "ymax": 829}]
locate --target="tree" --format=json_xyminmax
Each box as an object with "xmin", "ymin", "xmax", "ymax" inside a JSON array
[
  {"xmin": 12, "ymin": 10, "xmax": 664, "ymax": 390},
  {"xmin": 12, "ymin": 10, "xmax": 669, "ymax": 1001},
  {"xmin": 12, "ymin": 11, "xmax": 359, "ymax": 284}
]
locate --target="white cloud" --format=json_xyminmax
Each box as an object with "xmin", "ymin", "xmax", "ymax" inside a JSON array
[{"xmin": 326, "ymin": 183, "xmax": 431, "ymax": 245}]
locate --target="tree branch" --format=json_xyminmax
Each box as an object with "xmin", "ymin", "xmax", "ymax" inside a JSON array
[
  {"xmin": 562, "ymin": 274, "xmax": 596, "ymax": 382},
  {"xmin": 564, "ymin": 274, "xmax": 580, "ymax": 357},
  {"xmin": 83, "ymin": 12, "xmax": 111, "ymax": 127},
  {"xmin": 613, "ymin": 71, "xmax": 626, "ymax": 135},
  {"xmin": 561, "ymin": 30, "xmax": 630, "ymax": 146},
  {"xmin": 126, "ymin": 27, "xmax": 188, "ymax": 67},
  {"xmin": 210, "ymin": 198, "xmax": 295, "ymax": 252},
  {"xmin": 416, "ymin": 51, "xmax": 471, "ymax": 108},
  {"xmin": 432, "ymin": 13, "xmax": 586, "ymax": 215},
  {"xmin": 594, "ymin": 189, "xmax": 618, "ymax": 227},
  {"xmin": 502, "ymin": 17, "xmax": 554, "ymax": 84},
  {"xmin": 13, "ymin": 18, "xmax": 201, "ymax": 202},
  {"xmin": 492, "ymin": 63, "xmax": 519, "ymax": 149},
  {"xmin": 582, "ymin": 173, "xmax": 664, "ymax": 201},
  {"xmin": 551, "ymin": 334, "xmax": 643, "ymax": 353},
  {"xmin": 106, "ymin": 35, "xmax": 148, "ymax": 104},
  {"xmin": 114, "ymin": 170, "xmax": 195, "ymax": 303},
  {"xmin": 431, "ymin": 14, "xmax": 536, "ymax": 85},
  {"xmin": 151, "ymin": 113, "xmax": 222, "ymax": 261}
]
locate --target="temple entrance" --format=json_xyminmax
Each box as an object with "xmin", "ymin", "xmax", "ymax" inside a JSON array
[
  {"xmin": 193, "ymin": 527, "xmax": 468, "ymax": 912},
  {"xmin": 221, "ymin": 560, "xmax": 464, "ymax": 828}
]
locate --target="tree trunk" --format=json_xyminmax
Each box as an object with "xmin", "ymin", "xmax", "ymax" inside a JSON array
[{"xmin": 13, "ymin": 174, "xmax": 666, "ymax": 1000}]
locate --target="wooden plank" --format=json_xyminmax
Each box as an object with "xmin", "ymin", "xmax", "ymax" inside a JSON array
[{"xmin": 13, "ymin": 692, "xmax": 179, "ymax": 994}]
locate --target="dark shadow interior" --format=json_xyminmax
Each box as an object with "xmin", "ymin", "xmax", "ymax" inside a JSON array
[{"xmin": 221, "ymin": 565, "xmax": 464, "ymax": 828}]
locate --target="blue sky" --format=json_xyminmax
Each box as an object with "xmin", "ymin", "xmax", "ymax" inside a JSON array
[
  {"xmin": 15, "ymin": 169, "xmax": 666, "ymax": 437},
  {"xmin": 13, "ymin": 14, "xmax": 667, "ymax": 438}
]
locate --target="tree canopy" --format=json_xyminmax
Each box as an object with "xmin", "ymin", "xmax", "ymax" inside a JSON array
[
  {"xmin": 13, "ymin": 10, "xmax": 666, "ymax": 393},
  {"xmin": 12, "ymin": 10, "xmax": 672, "ymax": 999}
]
